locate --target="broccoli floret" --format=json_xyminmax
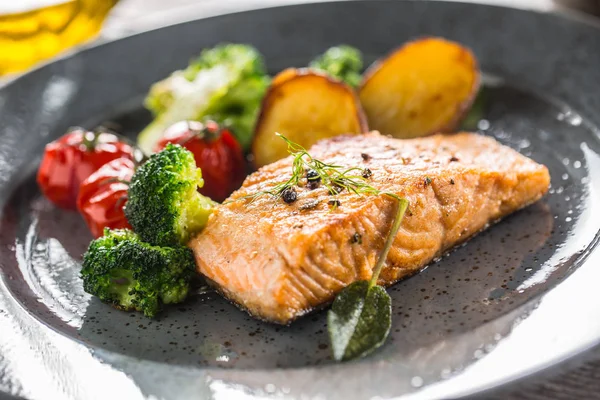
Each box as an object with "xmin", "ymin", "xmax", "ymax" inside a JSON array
[
  {"xmin": 125, "ymin": 144, "xmax": 215, "ymax": 247},
  {"xmin": 183, "ymin": 43, "xmax": 267, "ymax": 81},
  {"xmin": 309, "ymin": 45, "xmax": 363, "ymax": 88},
  {"xmin": 81, "ymin": 229, "xmax": 196, "ymax": 317},
  {"xmin": 140, "ymin": 44, "xmax": 270, "ymax": 153}
]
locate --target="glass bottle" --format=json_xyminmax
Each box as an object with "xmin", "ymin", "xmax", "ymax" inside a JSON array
[{"xmin": 0, "ymin": 0, "xmax": 118, "ymax": 75}]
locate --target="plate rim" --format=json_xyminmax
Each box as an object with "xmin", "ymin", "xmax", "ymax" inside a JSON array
[{"xmin": 2, "ymin": 1, "xmax": 600, "ymax": 399}]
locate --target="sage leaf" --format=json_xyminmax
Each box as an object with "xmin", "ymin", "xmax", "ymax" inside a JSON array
[
  {"xmin": 327, "ymin": 197, "xmax": 407, "ymax": 362},
  {"xmin": 328, "ymin": 281, "xmax": 392, "ymax": 361}
]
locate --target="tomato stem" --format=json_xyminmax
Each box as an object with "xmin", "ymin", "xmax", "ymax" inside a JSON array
[
  {"xmin": 176, "ymin": 120, "xmax": 221, "ymax": 146},
  {"xmin": 82, "ymin": 130, "xmax": 99, "ymax": 152}
]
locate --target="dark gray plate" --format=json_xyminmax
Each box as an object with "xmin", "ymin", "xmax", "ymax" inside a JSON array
[{"xmin": 1, "ymin": 1, "xmax": 600, "ymax": 399}]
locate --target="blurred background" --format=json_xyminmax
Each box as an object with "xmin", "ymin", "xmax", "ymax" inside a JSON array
[{"xmin": 0, "ymin": 0, "xmax": 599, "ymax": 77}]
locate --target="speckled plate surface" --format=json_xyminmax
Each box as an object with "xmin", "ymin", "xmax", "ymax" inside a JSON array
[{"xmin": 1, "ymin": 1, "xmax": 600, "ymax": 399}]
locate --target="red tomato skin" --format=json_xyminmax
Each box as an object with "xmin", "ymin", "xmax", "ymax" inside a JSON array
[
  {"xmin": 77, "ymin": 158, "xmax": 134, "ymax": 238},
  {"xmin": 155, "ymin": 121, "xmax": 246, "ymax": 202},
  {"xmin": 37, "ymin": 129, "xmax": 134, "ymax": 209}
]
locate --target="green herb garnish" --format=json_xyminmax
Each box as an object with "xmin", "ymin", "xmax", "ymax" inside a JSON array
[
  {"xmin": 240, "ymin": 133, "xmax": 381, "ymax": 203},
  {"xmin": 328, "ymin": 198, "xmax": 408, "ymax": 361}
]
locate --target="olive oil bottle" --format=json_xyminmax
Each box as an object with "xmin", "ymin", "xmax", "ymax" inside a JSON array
[{"xmin": 0, "ymin": 0, "xmax": 118, "ymax": 75}]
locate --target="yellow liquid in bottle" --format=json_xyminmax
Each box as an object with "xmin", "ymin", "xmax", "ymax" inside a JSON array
[{"xmin": 0, "ymin": 0, "xmax": 118, "ymax": 75}]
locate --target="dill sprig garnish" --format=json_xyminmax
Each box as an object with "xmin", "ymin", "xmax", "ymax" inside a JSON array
[{"xmin": 239, "ymin": 133, "xmax": 396, "ymax": 205}]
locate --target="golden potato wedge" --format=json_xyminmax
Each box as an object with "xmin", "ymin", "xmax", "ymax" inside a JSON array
[
  {"xmin": 359, "ymin": 37, "xmax": 480, "ymax": 138},
  {"xmin": 252, "ymin": 68, "xmax": 368, "ymax": 167}
]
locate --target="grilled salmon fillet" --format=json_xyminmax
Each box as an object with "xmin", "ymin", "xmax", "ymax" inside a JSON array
[{"xmin": 189, "ymin": 132, "xmax": 550, "ymax": 324}]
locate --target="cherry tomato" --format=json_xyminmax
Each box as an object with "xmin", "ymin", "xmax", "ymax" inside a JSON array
[
  {"xmin": 155, "ymin": 120, "xmax": 246, "ymax": 202},
  {"xmin": 37, "ymin": 128, "xmax": 135, "ymax": 209},
  {"xmin": 77, "ymin": 158, "xmax": 134, "ymax": 238}
]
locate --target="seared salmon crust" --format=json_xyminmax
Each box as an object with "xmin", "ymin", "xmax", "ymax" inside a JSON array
[{"xmin": 190, "ymin": 132, "xmax": 550, "ymax": 324}]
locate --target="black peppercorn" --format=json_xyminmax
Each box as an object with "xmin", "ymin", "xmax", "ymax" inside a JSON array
[
  {"xmin": 306, "ymin": 169, "xmax": 320, "ymax": 181},
  {"xmin": 361, "ymin": 153, "xmax": 371, "ymax": 161},
  {"xmin": 351, "ymin": 233, "xmax": 362, "ymax": 244},
  {"xmin": 362, "ymin": 168, "xmax": 373, "ymax": 179},
  {"xmin": 328, "ymin": 199, "xmax": 341, "ymax": 208},
  {"xmin": 307, "ymin": 181, "xmax": 320, "ymax": 190},
  {"xmin": 306, "ymin": 169, "xmax": 321, "ymax": 189},
  {"xmin": 449, "ymin": 156, "xmax": 459, "ymax": 162},
  {"xmin": 281, "ymin": 186, "xmax": 297, "ymax": 204}
]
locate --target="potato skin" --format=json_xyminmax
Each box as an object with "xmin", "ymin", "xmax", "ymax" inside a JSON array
[
  {"xmin": 359, "ymin": 37, "xmax": 480, "ymax": 139},
  {"xmin": 252, "ymin": 68, "xmax": 368, "ymax": 167}
]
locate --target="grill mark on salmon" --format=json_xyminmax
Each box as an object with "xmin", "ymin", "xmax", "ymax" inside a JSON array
[{"xmin": 189, "ymin": 132, "xmax": 551, "ymax": 324}]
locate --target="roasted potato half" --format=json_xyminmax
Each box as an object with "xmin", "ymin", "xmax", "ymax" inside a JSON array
[
  {"xmin": 252, "ymin": 68, "xmax": 368, "ymax": 167},
  {"xmin": 359, "ymin": 37, "xmax": 480, "ymax": 138}
]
